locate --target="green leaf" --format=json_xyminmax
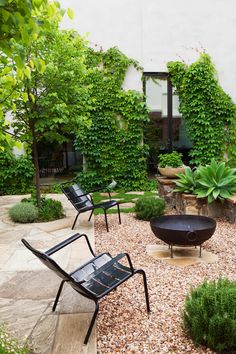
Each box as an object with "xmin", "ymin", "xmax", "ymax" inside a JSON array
[
  {"xmin": 22, "ymin": 92, "xmax": 28, "ymax": 102},
  {"xmin": 29, "ymin": 93, "xmax": 35, "ymax": 103},
  {"xmin": 212, "ymin": 189, "xmax": 220, "ymax": 199},
  {"xmin": 67, "ymin": 8, "xmax": 74, "ymax": 19},
  {"xmin": 24, "ymin": 66, "xmax": 31, "ymax": 79}
]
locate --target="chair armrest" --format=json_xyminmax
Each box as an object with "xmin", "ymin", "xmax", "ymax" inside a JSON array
[
  {"xmin": 46, "ymin": 233, "xmax": 95, "ymax": 257},
  {"xmin": 123, "ymin": 253, "xmax": 135, "ymax": 272},
  {"xmin": 89, "ymin": 187, "xmax": 112, "ymax": 200}
]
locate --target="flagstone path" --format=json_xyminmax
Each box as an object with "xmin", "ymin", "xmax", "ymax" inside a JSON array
[{"xmin": 0, "ymin": 194, "xmax": 96, "ymax": 354}]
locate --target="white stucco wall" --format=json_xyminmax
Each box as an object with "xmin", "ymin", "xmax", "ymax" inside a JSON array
[{"xmin": 59, "ymin": 0, "xmax": 236, "ymax": 100}]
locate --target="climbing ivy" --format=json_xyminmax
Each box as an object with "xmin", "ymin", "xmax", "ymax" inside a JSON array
[
  {"xmin": 75, "ymin": 47, "xmax": 152, "ymax": 191},
  {"xmin": 167, "ymin": 53, "xmax": 236, "ymax": 166}
]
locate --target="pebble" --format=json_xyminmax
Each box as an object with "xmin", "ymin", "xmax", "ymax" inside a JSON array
[{"xmin": 95, "ymin": 214, "xmax": 235, "ymax": 353}]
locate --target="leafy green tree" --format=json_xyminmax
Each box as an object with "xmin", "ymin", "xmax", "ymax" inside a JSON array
[
  {"xmin": 10, "ymin": 29, "xmax": 90, "ymax": 205},
  {"xmin": 0, "ymin": 0, "xmax": 72, "ymax": 148}
]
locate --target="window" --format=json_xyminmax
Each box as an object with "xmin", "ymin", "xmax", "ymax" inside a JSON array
[{"xmin": 143, "ymin": 72, "xmax": 192, "ymax": 169}]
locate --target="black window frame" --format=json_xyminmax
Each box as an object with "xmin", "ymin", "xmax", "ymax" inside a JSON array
[{"xmin": 143, "ymin": 72, "xmax": 173, "ymax": 152}]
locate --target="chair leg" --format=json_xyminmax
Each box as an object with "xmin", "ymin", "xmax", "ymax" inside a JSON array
[
  {"xmin": 72, "ymin": 213, "xmax": 80, "ymax": 230},
  {"xmin": 117, "ymin": 203, "xmax": 121, "ymax": 224},
  {"xmin": 135, "ymin": 269, "xmax": 151, "ymax": 313},
  {"xmin": 88, "ymin": 210, "xmax": 94, "ymax": 221},
  {"xmin": 84, "ymin": 300, "xmax": 99, "ymax": 345},
  {"xmin": 104, "ymin": 209, "xmax": 109, "ymax": 232},
  {"xmin": 52, "ymin": 280, "xmax": 66, "ymax": 312}
]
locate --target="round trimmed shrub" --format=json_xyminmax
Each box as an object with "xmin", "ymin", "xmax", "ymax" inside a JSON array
[
  {"xmin": 9, "ymin": 202, "xmax": 38, "ymax": 223},
  {"xmin": 134, "ymin": 196, "xmax": 165, "ymax": 220},
  {"xmin": 184, "ymin": 278, "xmax": 236, "ymax": 352},
  {"xmin": 21, "ymin": 196, "xmax": 64, "ymax": 222}
]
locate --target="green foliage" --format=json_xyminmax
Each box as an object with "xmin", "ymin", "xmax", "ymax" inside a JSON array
[
  {"xmin": 158, "ymin": 151, "xmax": 183, "ymax": 168},
  {"xmin": 9, "ymin": 202, "xmax": 38, "ymax": 223},
  {"xmin": 0, "ymin": 325, "xmax": 29, "ymax": 354},
  {"xmin": 183, "ymin": 278, "xmax": 236, "ymax": 352},
  {"xmin": 10, "ymin": 29, "xmax": 90, "ymax": 145},
  {"xmin": 195, "ymin": 159, "xmax": 236, "ymax": 203},
  {"xmin": 134, "ymin": 196, "xmax": 165, "ymax": 220},
  {"xmin": 37, "ymin": 197, "xmax": 64, "ymax": 222},
  {"xmin": 0, "ymin": 0, "xmax": 64, "ymax": 146},
  {"xmin": 174, "ymin": 159, "xmax": 236, "ymax": 202},
  {"xmin": 174, "ymin": 166, "xmax": 199, "ymax": 194},
  {"xmin": 0, "ymin": 150, "xmax": 34, "ymax": 195},
  {"xmin": 22, "ymin": 195, "xmax": 64, "ymax": 222},
  {"xmin": 167, "ymin": 53, "xmax": 236, "ymax": 166},
  {"xmin": 144, "ymin": 117, "xmax": 160, "ymax": 166},
  {"xmin": 8, "ymin": 28, "xmax": 90, "ymax": 205},
  {"xmin": 75, "ymin": 47, "xmax": 150, "ymax": 191}
]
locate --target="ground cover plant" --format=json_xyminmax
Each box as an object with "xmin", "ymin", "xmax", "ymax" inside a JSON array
[
  {"xmin": 0, "ymin": 325, "xmax": 29, "ymax": 354},
  {"xmin": 92, "ymin": 190, "xmax": 159, "ymax": 214}
]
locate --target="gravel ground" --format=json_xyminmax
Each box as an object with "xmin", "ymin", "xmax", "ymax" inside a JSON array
[{"xmin": 95, "ymin": 213, "xmax": 236, "ymax": 354}]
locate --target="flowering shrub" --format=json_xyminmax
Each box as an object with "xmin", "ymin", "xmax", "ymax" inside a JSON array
[{"xmin": 0, "ymin": 326, "xmax": 29, "ymax": 354}]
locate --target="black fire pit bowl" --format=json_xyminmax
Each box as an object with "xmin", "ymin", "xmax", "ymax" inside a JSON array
[{"xmin": 150, "ymin": 214, "xmax": 216, "ymax": 258}]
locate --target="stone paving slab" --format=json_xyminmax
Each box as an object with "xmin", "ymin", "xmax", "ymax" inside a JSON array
[
  {"xmin": 0, "ymin": 298, "xmax": 51, "ymax": 340},
  {"xmin": 0, "ymin": 194, "xmax": 96, "ymax": 354},
  {"xmin": 0, "ymin": 271, "xmax": 60, "ymax": 300},
  {"xmin": 125, "ymin": 191, "xmax": 145, "ymax": 195},
  {"xmin": 29, "ymin": 313, "xmax": 58, "ymax": 354},
  {"xmin": 0, "ymin": 245, "xmax": 16, "ymax": 268},
  {"xmin": 52, "ymin": 313, "xmax": 96, "ymax": 354},
  {"xmin": 0, "ymin": 229, "xmax": 26, "ymax": 245},
  {"xmin": 59, "ymin": 286, "xmax": 94, "ymax": 314}
]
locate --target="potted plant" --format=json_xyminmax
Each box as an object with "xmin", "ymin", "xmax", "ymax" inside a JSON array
[{"xmin": 158, "ymin": 151, "xmax": 185, "ymax": 178}]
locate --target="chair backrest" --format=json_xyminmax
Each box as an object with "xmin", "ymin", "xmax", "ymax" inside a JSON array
[
  {"xmin": 22, "ymin": 239, "xmax": 72, "ymax": 281},
  {"xmin": 62, "ymin": 183, "xmax": 93, "ymax": 210},
  {"xmin": 21, "ymin": 239, "xmax": 95, "ymax": 298}
]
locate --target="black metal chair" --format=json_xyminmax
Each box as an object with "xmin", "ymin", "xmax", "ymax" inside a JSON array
[
  {"xmin": 21, "ymin": 234, "xmax": 150, "ymax": 345},
  {"xmin": 62, "ymin": 183, "xmax": 121, "ymax": 232}
]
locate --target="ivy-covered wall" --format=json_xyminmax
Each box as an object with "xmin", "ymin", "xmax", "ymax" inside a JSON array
[
  {"xmin": 167, "ymin": 53, "xmax": 236, "ymax": 166},
  {"xmin": 75, "ymin": 47, "xmax": 151, "ymax": 190}
]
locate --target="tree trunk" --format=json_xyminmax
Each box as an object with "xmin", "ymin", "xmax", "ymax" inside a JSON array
[{"xmin": 32, "ymin": 127, "xmax": 41, "ymax": 207}]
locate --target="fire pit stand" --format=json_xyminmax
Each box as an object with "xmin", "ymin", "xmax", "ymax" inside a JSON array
[{"xmin": 150, "ymin": 215, "xmax": 216, "ymax": 258}]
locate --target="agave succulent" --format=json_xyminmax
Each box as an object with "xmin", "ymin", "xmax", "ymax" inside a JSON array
[
  {"xmin": 174, "ymin": 166, "xmax": 199, "ymax": 194},
  {"xmin": 195, "ymin": 159, "xmax": 236, "ymax": 203}
]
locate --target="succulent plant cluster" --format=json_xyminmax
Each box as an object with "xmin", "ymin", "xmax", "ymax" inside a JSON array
[{"xmin": 174, "ymin": 159, "xmax": 236, "ymax": 203}]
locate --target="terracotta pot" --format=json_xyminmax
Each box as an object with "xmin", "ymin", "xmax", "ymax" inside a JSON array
[{"xmin": 158, "ymin": 165, "xmax": 186, "ymax": 178}]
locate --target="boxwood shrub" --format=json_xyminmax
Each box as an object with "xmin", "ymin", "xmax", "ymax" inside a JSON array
[{"xmin": 134, "ymin": 196, "xmax": 165, "ymax": 220}]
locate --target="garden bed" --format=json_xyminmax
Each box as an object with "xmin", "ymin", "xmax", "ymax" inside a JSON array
[
  {"xmin": 158, "ymin": 176, "xmax": 236, "ymax": 222},
  {"xmin": 95, "ymin": 213, "xmax": 236, "ymax": 353}
]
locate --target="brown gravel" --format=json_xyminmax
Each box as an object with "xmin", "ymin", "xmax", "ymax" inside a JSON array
[{"xmin": 95, "ymin": 213, "xmax": 236, "ymax": 354}]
